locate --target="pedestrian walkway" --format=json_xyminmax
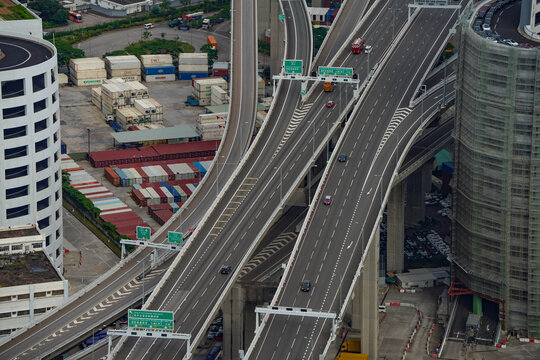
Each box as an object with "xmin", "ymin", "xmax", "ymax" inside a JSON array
[{"xmin": 62, "ymin": 207, "xmax": 119, "ymax": 295}]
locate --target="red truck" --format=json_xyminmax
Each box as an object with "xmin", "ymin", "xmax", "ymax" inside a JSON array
[{"xmin": 351, "ymin": 37, "xmax": 365, "ymax": 54}]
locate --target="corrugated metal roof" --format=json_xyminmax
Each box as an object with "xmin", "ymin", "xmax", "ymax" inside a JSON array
[{"xmin": 111, "ymin": 125, "xmax": 200, "ymax": 144}]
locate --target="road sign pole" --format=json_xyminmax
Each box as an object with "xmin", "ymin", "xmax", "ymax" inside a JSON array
[{"xmin": 121, "ymin": 243, "xmax": 126, "ymax": 260}]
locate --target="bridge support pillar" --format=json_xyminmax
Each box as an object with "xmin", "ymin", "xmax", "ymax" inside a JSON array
[
  {"xmin": 270, "ymin": 0, "xmax": 285, "ymax": 77},
  {"xmin": 360, "ymin": 227, "xmax": 379, "ymax": 359},
  {"xmin": 387, "ymin": 180, "xmax": 405, "ymax": 273},
  {"xmin": 405, "ymin": 163, "xmax": 432, "ymax": 226}
]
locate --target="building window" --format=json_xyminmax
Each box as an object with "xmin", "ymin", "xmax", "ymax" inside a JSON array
[
  {"xmin": 56, "ymin": 227, "xmax": 61, "ymax": 239},
  {"xmin": 37, "ymin": 177, "xmax": 49, "ymax": 192},
  {"xmin": 56, "ymin": 248, "xmax": 60, "ymax": 257},
  {"xmin": 5, "ymin": 145, "xmax": 27, "ymax": 160},
  {"xmin": 3, "ymin": 105, "xmax": 25, "ymax": 119},
  {"xmin": 37, "ymin": 197, "xmax": 49, "ymax": 211},
  {"xmin": 53, "ymin": 131, "xmax": 58, "ymax": 143},
  {"xmin": 1, "ymin": 79, "xmax": 24, "ymax": 99},
  {"xmin": 55, "ymin": 170, "xmax": 59, "ymax": 182},
  {"xmin": 33, "ymin": 99, "xmax": 47, "ymax": 113},
  {"xmin": 3, "ymin": 125, "xmax": 27, "ymax": 139},
  {"xmin": 35, "ymin": 138, "xmax": 48, "ymax": 153},
  {"xmin": 36, "ymin": 158, "xmax": 48, "ymax": 172},
  {"xmin": 56, "ymin": 209, "xmax": 60, "ymax": 220},
  {"xmin": 50, "ymin": 69, "xmax": 56, "ymax": 84},
  {"xmin": 32, "ymin": 73, "xmax": 45, "ymax": 92},
  {"xmin": 55, "ymin": 190, "xmax": 59, "ymax": 201},
  {"xmin": 37, "ymin": 216, "xmax": 50, "ymax": 229},
  {"xmin": 45, "ymin": 235, "xmax": 50, "ymax": 246},
  {"xmin": 53, "ymin": 113, "xmax": 58, "ymax": 123},
  {"xmin": 54, "ymin": 151, "xmax": 58, "ymax": 162},
  {"xmin": 6, "ymin": 185, "xmax": 28, "ymax": 200},
  {"xmin": 52, "ymin": 93, "xmax": 57, "ymax": 104},
  {"xmin": 5, "ymin": 165, "xmax": 27, "ymax": 179},
  {"xmin": 7, "ymin": 204, "xmax": 29, "ymax": 219},
  {"xmin": 35, "ymin": 119, "xmax": 47, "ymax": 133}
]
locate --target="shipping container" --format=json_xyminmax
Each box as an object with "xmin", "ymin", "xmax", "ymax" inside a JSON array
[
  {"xmin": 193, "ymin": 77, "xmax": 228, "ymax": 92},
  {"xmin": 212, "ymin": 62, "xmax": 229, "ymax": 77},
  {"xmin": 105, "ymin": 55, "xmax": 141, "ymax": 70},
  {"xmin": 178, "ymin": 72, "xmax": 209, "ymax": 80},
  {"xmin": 70, "ymin": 77, "xmax": 104, "ymax": 87},
  {"xmin": 140, "ymin": 54, "xmax": 173, "ymax": 67},
  {"xmin": 71, "ymin": 69, "xmax": 108, "ymax": 79},
  {"xmin": 143, "ymin": 73, "xmax": 177, "ymax": 82},
  {"xmin": 178, "ymin": 53, "xmax": 208, "ymax": 65},
  {"xmin": 144, "ymin": 66, "xmax": 176, "ymax": 75},
  {"xmin": 178, "ymin": 64, "xmax": 209, "ymax": 73},
  {"xmin": 69, "ymin": 57, "xmax": 105, "ymax": 71}
]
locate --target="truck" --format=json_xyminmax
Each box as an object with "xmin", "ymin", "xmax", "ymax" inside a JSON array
[
  {"xmin": 207, "ymin": 35, "xmax": 218, "ymax": 51},
  {"xmin": 351, "ymin": 37, "xmax": 365, "ymax": 54},
  {"xmin": 323, "ymin": 81, "xmax": 333, "ymax": 92},
  {"xmin": 183, "ymin": 11, "xmax": 204, "ymax": 21},
  {"xmin": 202, "ymin": 18, "xmax": 211, "ymax": 29},
  {"xmin": 168, "ymin": 17, "xmax": 181, "ymax": 27}
]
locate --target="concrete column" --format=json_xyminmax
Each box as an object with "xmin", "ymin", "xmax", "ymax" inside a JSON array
[
  {"xmin": 405, "ymin": 163, "xmax": 432, "ymax": 226},
  {"xmin": 29, "ymin": 285, "xmax": 34, "ymax": 324},
  {"xmin": 361, "ymin": 228, "xmax": 379, "ymax": 359},
  {"xmin": 223, "ymin": 286, "xmax": 245, "ymax": 360},
  {"xmin": 270, "ymin": 0, "xmax": 285, "ymax": 77},
  {"xmin": 387, "ymin": 181, "xmax": 405, "ymax": 273}
]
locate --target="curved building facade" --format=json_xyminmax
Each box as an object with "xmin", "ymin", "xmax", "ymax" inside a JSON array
[{"xmin": 0, "ymin": 34, "xmax": 63, "ymax": 269}]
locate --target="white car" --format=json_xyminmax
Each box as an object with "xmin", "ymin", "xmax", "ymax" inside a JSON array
[
  {"xmin": 364, "ymin": 45, "xmax": 372, "ymax": 54},
  {"xmin": 482, "ymin": 23, "xmax": 491, "ymax": 31}
]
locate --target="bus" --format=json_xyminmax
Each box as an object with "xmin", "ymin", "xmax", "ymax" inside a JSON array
[
  {"xmin": 69, "ymin": 11, "xmax": 83, "ymax": 23},
  {"xmin": 207, "ymin": 35, "xmax": 217, "ymax": 51},
  {"xmin": 351, "ymin": 38, "xmax": 364, "ymax": 54}
]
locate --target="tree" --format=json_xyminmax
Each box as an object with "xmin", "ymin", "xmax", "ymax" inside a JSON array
[
  {"xmin": 53, "ymin": 39, "xmax": 85, "ymax": 66},
  {"xmin": 200, "ymin": 44, "xmax": 217, "ymax": 67},
  {"xmin": 28, "ymin": 0, "xmax": 68, "ymax": 24},
  {"xmin": 180, "ymin": 0, "xmax": 192, "ymax": 6},
  {"xmin": 142, "ymin": 30, "xmax": 152, "ymax": 41}
]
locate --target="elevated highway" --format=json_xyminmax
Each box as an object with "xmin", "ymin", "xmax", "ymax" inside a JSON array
[
  {"xmin": 246, "ymin": 3, "xmax": 463, "ymax": 359},
  {"xmin": 0, "ymin": 0, "xmax": 259, "ymax": 359}
]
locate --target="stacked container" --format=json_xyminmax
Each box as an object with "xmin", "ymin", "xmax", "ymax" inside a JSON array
[
  {"xmin": 141, "ymin": 54, "xmax": 176, "ymax": 82},
  {"xmin": 178, "ymin": 53, "xmax": 208, "ymax": 80},
  {"xmin": 133, "ymin": 98, "xmax": 164, "ymax": 123},
  {"xmin": 116, "ymin": 107, "xmax": 148, "ymax": 129},
  {"xmin": 105, "ymin": 55, "xmax": 142, "ymax": 82},
  {"xmin": 212, "ymin": 62, "xmax": 229, "ymax": 78},
  {"xmin": 192, "ymin": 77, "xmax": 228, "ymax": 106},
  {"xmin": 197, "ymin": 112, "xmax": 227, "ymax": 140},
  {"xmin": 211, "ymin": 85, "xmax": 229, "ymax": 105},
  {"xmin": 91, "ymin": 87, "xmax": 102, "ymax": 108},
  {"xmin": 69, "ymin": 57, "xmax": 107, "ymax": 87}
]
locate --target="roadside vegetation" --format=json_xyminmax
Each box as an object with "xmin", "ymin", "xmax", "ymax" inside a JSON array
[
  {"xmin": 313, "ymin": 26, "xmax": 329, "ymax": 56},
  {"xmin": 44, "ymin": 0, "xmax": 230, "ymax": 66}
]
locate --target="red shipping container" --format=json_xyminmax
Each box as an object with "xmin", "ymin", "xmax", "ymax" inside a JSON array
[
  {"xmin": 151, "ymin": 185, "xmax": 168, "ymax": 204},
  {"xmin": 134, "ymin": 166, "xmax": 149, "ymax": 183},
  {"xmin": 161, "ymin": 164, "xmax": 175, "ymax": 181},
  {"xmin": 104, "ymin": 167, "xmax": 121, "ymax": 186}
]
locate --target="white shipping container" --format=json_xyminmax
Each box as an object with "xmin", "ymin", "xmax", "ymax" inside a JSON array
[
  {"xmin": 193, "ymin": 89, "xmax": 212, "ymax": 99},
  {"xmin": 105, "ymin": 55, "xmax": 141, "ymax": 70},
  {"xmin": 197, "ymin": 123, "xmax": 225, "ymax": 132},
  {"xmin": 143, "ymin": 73, "xmax": 177, "ymax": 82},
  {"xmin": 178, "ymin": 53, "xmax": 208, "ymax": 65},
  {"xmin": 211, "ymin": 93, "xmax": 229, "ymax": 106},
  {"xmin": 72, "ymin": 69, "xmax": 108, "ymax": 80},
  {"xmin": 101, "ymin": 92, "xmax": 127, "ymax": 106},
  {"xmin": 198, "ymin": 98, "xmax": 211, "ymax": 106},
  {"xmin": 198, "ymin": 112, "xmax": 228, "ymax": 123},
  {"xmin": 211, "ymin": 85, "xmax": 228, "ymax": 99},
  {"xmin": 145, "ymin": 98, "xmax": 163, "ymax": 113},
  {"xmin": 70, "ymin": 77, "xmax": 104, "ymax": 87},
  {"xmin": 110, "ymin": 76, "xmax": 142, "ymax": 82},
  {"xmin": 178, "ymin": 64, "xmax": 209, "ymax": 73},
  {"xmin": 140, "ymin": 54, "xmax": 173, "ymax": 66},
  {"xmin": 69, "ymin": 57, "xmax": 105, "ymax": 71},
  {"xmin": 91, "ymin": 87, "xmax": 102, "ymax": 98},
  {"xmin": 167, "ymin": 163, "xmax": 194, "ymax": 180},
  {"xmin": 201, "ymin": 131, "xmax": 224, "ymax": 141},
  {"xmin": 101, "ymin": 83, "xmax": 125, "ymax": 99},
  {"xmin": 126, "ymin": 81, "xmax": 148, "ymax": 96},
  {"xmin": 58, "ymin": 73, "xmax": 69, "ymax": 86},
  {"xmin": 108, "ymin": 68, "xmax": 142, "ymax": 77},
  {"xmin": 193, "ymin": 78, "xmax": 228, "ymax": 91},
  {"xmin": 91, "ymin": 96, "xmax": 102, "ymax": 108}
]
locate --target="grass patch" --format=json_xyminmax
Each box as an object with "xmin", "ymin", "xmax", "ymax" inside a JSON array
[
  {"xmin": 105, "ymin": 38, "xmax": 195, "ymax": 59},
  {"xmin": 3, "ymin": 5, "xmax": 35, "ymax": 20}
]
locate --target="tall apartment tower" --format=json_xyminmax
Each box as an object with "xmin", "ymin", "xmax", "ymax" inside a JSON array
[
  {"xmin": 0, "ymin": 31, "xmax": 63, "ymax": 270},
  {"xmin": 453, "ymin": 14, "xmax": 540, "ymax": 337}
]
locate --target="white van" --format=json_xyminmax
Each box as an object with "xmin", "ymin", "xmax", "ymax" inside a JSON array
[{"xmin": 143, "ymin": 23, "xmax": 154, "ymax": 30}]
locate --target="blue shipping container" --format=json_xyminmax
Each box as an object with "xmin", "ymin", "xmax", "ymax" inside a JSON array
[
  {"xmin": 442, "ymin": 162, "xmax": 453, "ymax": 176},
  {"xmin": 144, "ymin": 66, "xmax": 176, "ymax": 75},
  {"xmin": 178, "ymin": 72, "xmax": 209, "ymax": 80},
  {"xmin": 61, "ymin": 140, "xmax": 67, "ymax": 154},
  {"xmin": 193, "ymin": 162, "xmax": 207, "ymax": 177}
]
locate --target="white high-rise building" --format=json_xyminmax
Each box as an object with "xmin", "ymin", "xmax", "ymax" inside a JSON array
[{"xmin": 0, "ymin": 7, "xmax": 63, "ymax": 269}]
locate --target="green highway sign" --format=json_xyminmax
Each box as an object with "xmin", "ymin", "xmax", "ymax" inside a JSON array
[
  {"xmin": 318, "ymin": 66, "xmax": 354, "ymax": 77},
  {"xmin": 279, "ymin": 14, "xmax": 285, "ymax": 20},
  {"xmin": 284, "ymin": 59, "xmax": 303, "ymax": 75},
  {"xmin": 136, "ymin": 226, "xmax": 151, "ymax": 240},
  {"xmin": 128, "ymin": 309, "xmax": 174, "ymax": 330},
  {"xmin": 301, "ymin": 89, "xmax": 306, "ymax": 95},
  {"xmin": 168, "ymin": 231, "xmax": 183, "ymax": 244}
]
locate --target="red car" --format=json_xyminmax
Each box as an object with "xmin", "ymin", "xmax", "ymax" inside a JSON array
[
  {"xmin": 326, "ymin": 100, "xmax": 335, "ymax": 108},
  {"xmin": 324, "ymin": 195, "xmax": 332, "ymax": 205}
]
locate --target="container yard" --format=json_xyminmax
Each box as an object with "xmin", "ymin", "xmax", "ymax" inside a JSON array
[
  {"xmin": 104, "ymin": 55, "xmax": 142, "ymax": 82},
  {"xmin": 61, "ymin": 154, "xmax": 153, "ymax": 239},
  {"xmin": 69, "ymin": 57, "xmax": 107, "ymax": 87},
  {"xmin": 211, "ymin": 85, "xmax": 229, "ymax": 105},
  {"xmin": 178, "ymin": 53, "xmax": 209, "ymax": 80},
  {"xmin": 192, "ymin": 77, "xmax": 228, "ymax": 106},
  {"xmin": 197, "ymin": 112, "xmax": 227, "ymax": 141}
]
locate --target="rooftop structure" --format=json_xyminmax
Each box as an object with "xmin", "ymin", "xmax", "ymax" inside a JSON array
[
  {"xmin": 0, "ymin": 0, "xmax": 42, "ymax": 39},
  {"xmin": 111, "ymin": 125, "xmax": 201, "ymax": 145}
]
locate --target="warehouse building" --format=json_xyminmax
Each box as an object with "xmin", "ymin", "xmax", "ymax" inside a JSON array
[
  {"xmin": 0, "ymin": 19, "xmax": 63, "ymax": 269},
  {"xmin": 453, "ymin": 3, "xmax": 540, "ymax": 337}
]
